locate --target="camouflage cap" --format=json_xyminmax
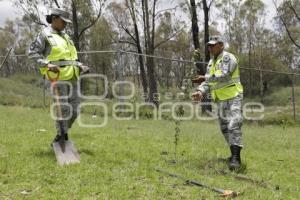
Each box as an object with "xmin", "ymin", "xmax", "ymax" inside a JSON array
[
  {"xmin": 207, "ymin": 35, "xmax": 225, "ymax": 45},
  {"xmin": 50, "ymin": 8, "xmax": 72, "ymax": 23}
]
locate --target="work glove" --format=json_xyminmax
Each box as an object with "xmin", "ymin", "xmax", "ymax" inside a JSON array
[
  {"xmin": 47, "ymin": 63, "xmax": 60, "ymax": 73},
  {"xmin": 191, "ymin": 91, "xmax": 203, "ymax": 102},
  {"xmin": 79, "ymin": 65, "xmax": 90, "ymax": 75}
]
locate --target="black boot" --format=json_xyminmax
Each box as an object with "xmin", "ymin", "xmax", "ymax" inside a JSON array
[
  {"xmin": 50, "ymin": 135, "xmax": 61, "ymax": 147},
  {"xmin": 54, "ymin": 133, "xmax": 68, "ymax": 141},
  {"xmin": 53, "ymin": 134, "xmax": 61, "ymax": 142},
  {"xmin": 228, "ymin": 145, "xmax": 242, "ymax": 171},
  {"xmin": 54, "ymin": 134, "xmax": 68, "ymax": 141},
  {"xmin": 50, "ymin": 134, "xmax": 68, "ymax": 147},
  {"xmin": 65, "ymin": 134, "xmax": 68, "ymax": 141}
]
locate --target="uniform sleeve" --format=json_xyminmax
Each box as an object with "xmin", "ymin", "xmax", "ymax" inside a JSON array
[
  {"xmin": 196, "ymin": 65, "xmax": 211, "ymax": 95},
  {"xmin": 27, "ymin": 32, "xmax": 50, "ymax": 67},
  {"xmin": 205, "ymin": 54, "xmax": 237, "ymax": 83}
]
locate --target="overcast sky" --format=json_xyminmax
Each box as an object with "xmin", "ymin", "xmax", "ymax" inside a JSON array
[
  {"xmin": 0, "ymin": 0, "xmax": 279, "ymax": 30},
  {"xmin": 0, "ymin": 0, "xmax": 17, "ymax": 27}
]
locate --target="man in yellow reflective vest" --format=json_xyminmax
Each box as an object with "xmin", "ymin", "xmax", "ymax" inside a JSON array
[
  {"xmin": 28, "ymin": 8, "xmax": 89, "ymax": 144},
  {"xmin": 192, "ymin": 35, "xmax": 244, "ymax": 171}
]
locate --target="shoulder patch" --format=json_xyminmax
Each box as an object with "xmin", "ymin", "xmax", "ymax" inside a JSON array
[{"xmin": 223, "ymin": 55, "xmax": 230, "ymax": 62}]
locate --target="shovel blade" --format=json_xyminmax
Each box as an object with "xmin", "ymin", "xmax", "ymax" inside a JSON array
[{"xmin": 53, "ymin": 140, "xmax": 80, "ymax": 166}]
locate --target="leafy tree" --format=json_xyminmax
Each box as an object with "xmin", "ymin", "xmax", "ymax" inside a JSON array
[
  {"xmin": 14, "ymin": 0, "xmax": 106, "ymax": 51},
  {"xmin": 108, "ymin": 0, "xmax": 185, "ymax": 105}
]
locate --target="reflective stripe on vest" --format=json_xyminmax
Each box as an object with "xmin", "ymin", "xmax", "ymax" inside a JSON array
[
  {"xmin": 50, "ymin": 60, "xmax": 82, "ymax": 66},
  {"xmin": 39, "ymin": 29, "xmax": 80, "ymax": 80},
  {"xmin": 210, "ymin": 77, "xmax": 241, "ymax": 90},
  {"xmin": 208, "ymin": 52, "xmax": 243, "ymax": 101}
]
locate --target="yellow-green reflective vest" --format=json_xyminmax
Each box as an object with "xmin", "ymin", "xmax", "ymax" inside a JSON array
[
  {"xmin": 40, "ymin": 29, "xmax": 80, "ymax": 80},
  {"xmin": 208, "ymin": 52, "xmax": 243, "ymax": 101}
]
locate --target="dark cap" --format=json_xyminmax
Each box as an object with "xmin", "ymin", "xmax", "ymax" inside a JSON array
[
  {"xmin": 207, "ymin": 35, "xmax": 225, "ymax": 45},
  {"xmin": 50, "ymin": 8, "xmax": 72, "ymax": 23}
]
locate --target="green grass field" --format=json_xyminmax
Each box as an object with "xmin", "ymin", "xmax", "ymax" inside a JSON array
[{"xmin": 0, "ymin": 105, "xmax": 299, "ymax": 199}]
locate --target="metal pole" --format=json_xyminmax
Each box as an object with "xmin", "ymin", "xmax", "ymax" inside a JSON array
[
  {"xmin": 155, "ymin": 168, "xmax": 240, "ymax": 197},
  {"xmin": 291, "ymin": 74, "xmax": 296, "ymax": 121},
  {"xmin": 0, "ymin": 47, "xmax": 13, "ymax": 70},
  {"xmin": 116, "ymin": 36, "xmax": 125, "ymax": 102},
  {"xmin": 43, "ymin": 75, "xmax": 46, "ymax": 108}
]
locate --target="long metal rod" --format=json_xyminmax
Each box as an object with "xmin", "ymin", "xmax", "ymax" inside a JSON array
[
  {"xmin": 215, "ymin": 169, "xmax": 268, "ymax": 188},
  {"xmin": 155, "ymin": 168, "xmax": 240, "ymax": 197},
  {"xmin": 43, "ymin": 75, "xmax": 46, "ymax": 108}
]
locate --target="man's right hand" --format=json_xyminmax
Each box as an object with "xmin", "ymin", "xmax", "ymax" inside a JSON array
[
  {"xmin": 47, "ymin": 63, "xmax": 60, "ymax": 73},
  {"xmin": 192, "ymin": 75, "xmax": 205, "ymax": 84},
  {"xmin": 191, "ymin": 91, "xmax": 203, "ymax": 102}
]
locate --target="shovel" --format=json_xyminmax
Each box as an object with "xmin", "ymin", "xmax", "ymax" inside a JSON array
[{"xmin": 48, "ymin": 69, "xmax": 80, "ymax": 166}]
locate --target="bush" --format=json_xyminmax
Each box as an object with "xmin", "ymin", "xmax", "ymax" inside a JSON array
[{"xmin": 262, "ymin": 86, "xmax": 300, "ymax": 106}]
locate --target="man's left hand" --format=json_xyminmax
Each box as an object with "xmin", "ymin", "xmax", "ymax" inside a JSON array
[
  {"xmin": 79, "ymin": 65, "xmax": 90, "ymax": 75},
  {"xmin": 191, "ymin": 91, "xmax": 203, "ymax": 102}
]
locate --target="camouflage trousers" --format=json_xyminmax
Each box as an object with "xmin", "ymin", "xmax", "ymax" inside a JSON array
[
  {"xmin": 217, "ymin": 94, "xmax": 243, "ymax": 147},
  {"xmin": 52, "ymin": 79, "xmax": 80, "ymax": 136}
]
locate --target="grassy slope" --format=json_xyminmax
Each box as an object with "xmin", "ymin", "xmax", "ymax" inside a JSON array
[
  {"xmin": 0, "ymin": 106, "xmax": 299, "ymax": 199},
  {"xmin": 263, "ymin": 86, "xmax": 300, "ymax": 106},
  {"xmin": 0, "ymin": 74, "xmax": 49, "ymax": 108}
]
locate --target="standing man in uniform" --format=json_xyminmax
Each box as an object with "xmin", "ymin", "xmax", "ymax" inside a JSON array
[
  {"xmin": 28, "ymin": 8, "xmax": 89, "ymax": 144},
  {"xmin": 192, "ymin": 35, "xmax": 244, "ymax": 171}
]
